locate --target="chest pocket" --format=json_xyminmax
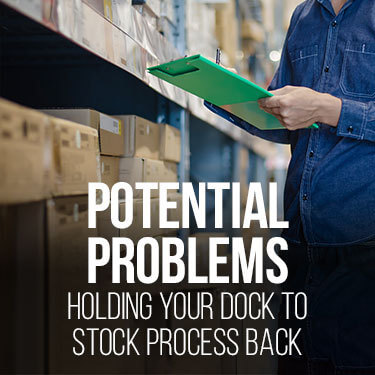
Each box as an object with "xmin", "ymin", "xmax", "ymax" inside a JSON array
[
  {"xmin": 340, "ymin": 42, "xmax": 375, "ymax": 99},
  {"xmin": 288, "ymin": 44, "xmax": 319, "ymax": 88}
]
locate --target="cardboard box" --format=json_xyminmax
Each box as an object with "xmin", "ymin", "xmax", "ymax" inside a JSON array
[
  {"xmin": 0, "ymin": 98, "xmax": 52, "ymax": 204},
  {"xmin": 166, "ymin": 192, "xmax": 182, "ymax": 225},
  {"xmin": 0, "ymin": 201, "xmax": 46, "ymax": 374},
  {"xmin": 262, "ymin": 0, "xmax": 275, "ymax": 33},
  {"xmin": 43, "ymin": 108, "xmax": 124, "ymax": 156},
  {"xmin": 283, "ymin": 0, "xmax": 303, "ymax": 30},
  {"xmin": 52, "ymin": 117, "xmax": 100, "ymax": 196},
  {"xmin": 117, "ymin": 115, "xmax": 160, "ymax": 160},
  {"xmin": 98, "ymin": 193, "xmax": 182, "ymax": 242},
  {"xmin": 241, "ymin": 19, "xmax": 265, "ymax": 43},
  {"xmin": 239, "ymin": 146, "xmax": 249, "ymax": 206},
  {"xmin": 100, "ymin": 155, "xmax": 120, "ymax": 190},
  {"xmin": 47, "ymin": 195, "xmax": 141, "ymax": 373},
  {"xmin": 215, "ymin": 0, "xmax": 239, "ymax": 67},
  {"xmin": 47, "ymin": 195, "xmax": 95, "ymax": 279},
  {"xmin": 157, "ymin": 15, "xmax": 176, "ymax": 44},
  {"xmin": 145, "ymin": 235, "xmax": 179, "ymax": 290},
  {"xmin": 186, "ymin": 0, "xmax": 218, "ymax": 60},
  {"xmin": 119, "ymin": 157, "xmax": 178, "ymax": 198},
  {"xmin": 119, "ymin": 197, "xmax": 161, "ymax": 240},
  {"xmin": 133, "ymin": 0, "xmax": 161, "ymax": 18},
  {"xmin": 97, "ymin": 201, "xmax": 120, "ymax": 241},
  {"xmin": 47, "ymin": 196, "xmax": 98, "ymax": 373},
  {"xmin": 160, "ymin": 123, "xmax": 181, "ymax": 163},
  {"xmin": 160, "ymin": 0, "xmax": 174, "ymax": 24}
]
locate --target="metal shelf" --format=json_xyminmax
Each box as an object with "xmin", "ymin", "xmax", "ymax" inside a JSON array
[{"xmin": 0, "ymin": 0, "xmax": 259, "ymax": 150}]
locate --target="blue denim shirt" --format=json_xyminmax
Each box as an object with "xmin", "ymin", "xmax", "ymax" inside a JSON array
[{"xmin": 206, "ymin": 0, "xmax": 375, "ymax": 246}]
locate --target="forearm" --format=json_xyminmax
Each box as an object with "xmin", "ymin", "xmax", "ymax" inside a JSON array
[
  {"xmin": 315, "ymin": 93, "xmax": 342, "ymax": 127},
  {"xmin": 316, "ymin": 93, "xmax": 375, "ymax": 142}
]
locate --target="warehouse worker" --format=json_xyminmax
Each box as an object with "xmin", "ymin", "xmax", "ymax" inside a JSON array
[{"xmin": 208, "ymin": 0, "xmax": 375, "ymax": 374}]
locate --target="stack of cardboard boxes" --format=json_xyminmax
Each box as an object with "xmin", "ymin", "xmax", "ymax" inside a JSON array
[
  {"xmin": 157, "ymin": 0, "xmax": 177, "ymax": 44},
  {"xmin": 43, "ymin": 109, "xmax": 182, "ymax": 247},
  {"xmin": 1, "ymin": 98, "xmax": 183, "ymax": 373},
  {"xmin": 132, "ymin": 0, "xmax": 162, "ymax": 28},
  {"xmin": 186, "ymin": 0, "xmax": 218, "ymax": 59},
  {"xmin": 44, "ymin": 109, "xmax": 182, "ymax": 293},
  {"xmin": 215, "ymin": 0, "xmax": 240, "ymax": 68},
  {"xmin": 0, "ymin": 98, "xmax": 101, "ymax": 373}
]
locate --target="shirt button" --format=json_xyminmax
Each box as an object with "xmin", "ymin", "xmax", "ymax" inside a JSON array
[
  {"xmin": 348, "ymin": 126, "xmax": 354, "ymax": 133},
  {"xmin": 324, "ymin": 66, "xmax": 330, "ymax": 73},
  {"xmin": 309, "ymin": 151, "xmax": 314, "ymax": 158},
  {"xmin": 303, "ymin": 194, "xmax": 308, "ymax": 201},
  {"xmin": 332, "ymin": 20, "xmax": 337, "ymax": 27}
]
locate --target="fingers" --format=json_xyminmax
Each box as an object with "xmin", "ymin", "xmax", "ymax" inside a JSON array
[
  {"xmin": 259, "ymin": 85, "xmax": 296, "ymax": 107},
  {"xmin": 269, "ymin": 85, "xmax": 294, "ymax": 96},
  {"xmin": 258, "ymin": 95, "xmax": 283, "ymax": 109},
  {"xmin": 259, "ymin": 106, "xmax": 280, "ymax": 117},
  {"xmin": 227, "ymin": 67, "xmax": 238, "ymax": 74},
  {"xmin": 207, "ymin": 57, "xmax": 238, "ymax": 73}
]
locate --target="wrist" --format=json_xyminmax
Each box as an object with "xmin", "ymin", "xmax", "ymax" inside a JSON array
[{"xmin": 315, "ymin": 93, "xmax": 342, "ymax": 127}]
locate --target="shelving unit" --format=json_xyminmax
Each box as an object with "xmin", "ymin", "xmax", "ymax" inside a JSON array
[
  {"xmin": 0, "ymin": 0, "xmax": 257, "ymax": 145},
  {"xmin": 0, "ymin": 2, "xmax": 289, "ymax": 374},
  {"xmin": 0, "ymin": 0, "xmax": 281, "ymax": 237},
  {"xmin": 0, "ymin": 0, "xmax": 290, "ymax": 244}
]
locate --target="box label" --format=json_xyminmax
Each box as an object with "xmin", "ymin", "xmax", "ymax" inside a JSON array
[{"xmin": 99, "ymin": 113, "xmax": 120, "ymax": 135}]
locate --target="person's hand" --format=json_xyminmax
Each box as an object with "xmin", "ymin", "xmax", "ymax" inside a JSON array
[
  {"xmin": 258, "ymin": 86, "xmax": 342, "ymax": 130},
  {"xmin": 207, "ymin": 57, "xmax": 238, "ymax": 74},
  {"xmin": 222, "ymin": 65, "xmax": 238, "ymax": 74}
]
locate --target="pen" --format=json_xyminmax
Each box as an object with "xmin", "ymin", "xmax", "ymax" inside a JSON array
[{"xmin": 216, "ymin": 48, "xmax": 221, "ymax": 65}]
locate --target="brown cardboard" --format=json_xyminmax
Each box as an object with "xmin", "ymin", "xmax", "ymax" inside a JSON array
[
  {"xmin": 241, "ymin": 19, "xmax": 265, "ymax": 42},
  {"xmin": 47, "ymin": 195, "xmax": 94, "ymax": 281},
  {"xmin": 119, "ymin": 198, "xmax": 165, "ymax": 240},
  {"xmin": 119, "ymin": 198, "xmax": 158, "ymax": 240},
  {"xmin": 117, "ymin": 115, "xmax": 160, "ymax": 160},
  {"xmin": 159, "ymin": 123, "xmax": 181, "ymax": 163},
  {"xmin": 163, "ymin": 161, "xmax": 178, "ymax": 182},
  {"xmin": 119, "ymin": 157, "xmax": 178, "ymax": 198},
  {"xmin": 0, "ymin": 201, "xmax": 45, "ymax": 374},
  {"xmin": 43, "ymin": 108, "xmax": 124, "ymax": 156},
  {"xmin": 239, "ymin": 146, "xmax": 249, "ymax": 206},
  {"xmin": 52, "ymin": 117, "xmax": 100, "ymax": 196},
  {"xmin": 166, "ymin": 192, "xmax": 182, "ymax": 225},
  {"xmin": 144, "ymin": 235, "xmax": 178, "ymax": 289},
  {"xmin": 100, "ymin": 155, "xmax": 120, "ymax": 190},
  {"xmin": 99, "ymin": 193, "xmax": 182, "ymax": 242},
  {"xmin": 0, "ymin": 98, "xmax": 52, "ymax": 204},
  {"xmin": 215, "ymin": 0, "xmax": 239, "ymax": 66},
  {"xmin": 97, "ymin": 200, "xmax": 121, "ymax": 242},
  {"xmin": 47, "ymin": 196, "xmax": 98, "ymax": 373}
]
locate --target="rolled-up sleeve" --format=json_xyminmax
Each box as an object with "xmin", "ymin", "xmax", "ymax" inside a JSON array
[{"xmin": 336, "ymin": 98, "xmax": 375, "ymax": 142}]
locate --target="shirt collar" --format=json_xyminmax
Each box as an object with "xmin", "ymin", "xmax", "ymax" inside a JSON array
[
  {"xmin": 316, "ymin": 0, "xmax": 355, "ymax": 16},
  {"xmin": 316, "ymin": 0, "xmax": 355, "ymax": 2}
]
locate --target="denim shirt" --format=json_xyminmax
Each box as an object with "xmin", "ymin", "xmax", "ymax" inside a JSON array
[{"xmin": 205, "ymin": 0, "xmax": 375, "ymax": 246}]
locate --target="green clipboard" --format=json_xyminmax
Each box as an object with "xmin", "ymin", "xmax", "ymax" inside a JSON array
[{"xmin": 148, "ymin": 54, "xmax": 318, "ymax": 130}]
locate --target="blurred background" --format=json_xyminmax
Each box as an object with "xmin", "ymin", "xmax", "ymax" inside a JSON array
[{"xmin": 0, "ymin": 1, "xmax": 302, "ymax": 374}]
